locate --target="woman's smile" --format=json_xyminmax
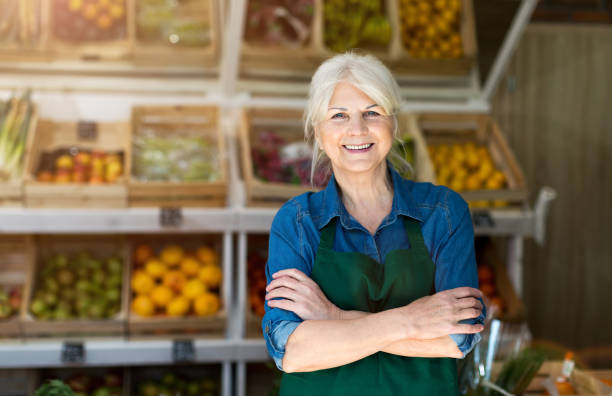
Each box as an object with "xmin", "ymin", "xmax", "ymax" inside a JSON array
[{"xmin": 343, "ymin": 143, "xmax": 374, "ymax": 153}]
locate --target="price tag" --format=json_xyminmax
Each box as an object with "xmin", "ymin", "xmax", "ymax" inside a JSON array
[
  {"xmin": 61, "ymin": 342, "xmax": 85, "ymax": 364},
  {"xmin": 160, "ymin": 207, "xmax": 183, "ymax": 227},
  {"xmin": 77, "ymin": 121, "xmax": 98, "ymax": 141},
  {"xmin": 172, "ymin": 339, "xmax": 195, "ymax": 363},
  {"xmin": 472, "ymin": 211, "xmax": 495, "ymax": 228}
]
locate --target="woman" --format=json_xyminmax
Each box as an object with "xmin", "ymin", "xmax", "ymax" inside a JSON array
[{"xmin": 262, "ymin": 53, "xmax": 485, "ymax": 395}]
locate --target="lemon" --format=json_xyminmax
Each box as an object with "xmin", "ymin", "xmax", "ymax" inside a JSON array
[
  {"xmin": 166, "ymin": 296, "xmax": 190, "ymax": 317},
  {"xmin": 198, "ymin": 266, "xmax": 222, "ymax": 289},
  {"xmin": 163, "ymin": 270, "xmax": 187, "ymax": 293},
  {"xmin": 144, "ymin": 258, "xmax": 167, "ymax": 280},
  {"xmin": 132, "ymin": 295, "xmax": 155, "ymax": 317},
  {"xmin": 194, "ymin": 293, "xmax": 220, "ymax": 317},
  {"xmin": 179, "ymin": 256, "xmax": 201, "ymax": 277},
  {"xmin": 183, "ymin": 279, "xmax": 207, "ymax": 300},
  {"xmin": 160, "ymin": 245, "xmax": 184, "ymax": 267},
  {"xmin": 151, "ymin": 285, "xmax": 174, "ymax": 308},
  {"xmin": 196, "ymin": 246, "xmax": 218, "ymax": 267},
  {"xmin": 131, "ymin": 271, "xmax": 155, "ymax": 295}
]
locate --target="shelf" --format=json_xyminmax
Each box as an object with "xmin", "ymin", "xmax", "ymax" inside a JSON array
[{"xmin": 0, "ymin": 338, "xmax": 268, "ymax": 368}]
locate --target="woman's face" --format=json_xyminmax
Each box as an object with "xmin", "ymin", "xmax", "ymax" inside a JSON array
[{"xmin": 316, "ymin": 81, "xmax": 393, "ymax": 176}]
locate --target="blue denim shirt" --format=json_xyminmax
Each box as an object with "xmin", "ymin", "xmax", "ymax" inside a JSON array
[{"xmin": 262, "ymin": 164, "xmax": 485, "ymax": 371}]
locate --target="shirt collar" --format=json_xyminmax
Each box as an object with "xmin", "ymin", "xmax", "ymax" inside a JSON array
[{"xmin": 315, "ymin": 162, "xmax": 424, "ymax": 230}]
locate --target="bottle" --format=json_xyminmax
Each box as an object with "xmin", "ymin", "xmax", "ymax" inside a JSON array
[{"xmin": 555, "ymin": 351, "xmax": 576, "ymax": 395}]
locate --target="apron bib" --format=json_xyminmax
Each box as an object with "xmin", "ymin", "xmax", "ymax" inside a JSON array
[{"xmin": 279, "ymin": 217, "xmax": 459, "ymax": 396}]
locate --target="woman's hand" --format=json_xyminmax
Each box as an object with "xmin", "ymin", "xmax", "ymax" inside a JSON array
[
  {"xmin": 398, "ymin": 287, "xmax": 485, "ymax": 340},
  {"xmin": 265, "ymin": 268, "xmax": 342, "ymax": 321}
]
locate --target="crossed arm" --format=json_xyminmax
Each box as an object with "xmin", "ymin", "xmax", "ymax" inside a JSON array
[{"xmin": 266, "ymin": 268, "xmax": 484, "ymax": 373}]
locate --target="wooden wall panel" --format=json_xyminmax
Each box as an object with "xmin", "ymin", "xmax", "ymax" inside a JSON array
[{"xmin": 491, "ymin": 24, "xmax": 612, "ymax": 350}]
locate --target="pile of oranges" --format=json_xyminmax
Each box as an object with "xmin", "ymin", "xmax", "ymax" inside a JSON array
[
  {"xmin": 398, "ymin": 0, "xmax": 464, "ymax": 59},
  {"xmin": 130, "ymin": 244, "xmax": 222, "ymax": 318},
  {"xmin": 428, "ymin": 142, "xmax": 508, "ymax": 206}
]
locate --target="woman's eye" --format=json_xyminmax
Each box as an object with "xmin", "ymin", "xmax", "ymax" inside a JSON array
[
  {"xmin": 364, "ymin": 110, "xmax": 380, "ymax": 118},
  {"xmin": 331, "ymin": 113, "xmax": 347, "ymax": 120}
]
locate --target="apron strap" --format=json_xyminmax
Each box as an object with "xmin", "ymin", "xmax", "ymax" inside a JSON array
[
  {"xmin": 403, "ymin": 217, "xmax": 429, "ymax": 255},
  {"xmin": 318, "ymin": 217, "xmax": 337, "ymax": 251}
]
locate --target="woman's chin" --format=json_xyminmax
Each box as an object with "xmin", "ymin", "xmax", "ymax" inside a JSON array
[{"xmin": 334, "ymin": 158, "xmax": 386, "ymax": 175}]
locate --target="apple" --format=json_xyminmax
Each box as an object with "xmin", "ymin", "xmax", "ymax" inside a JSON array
[
  {"xmin": 55, "ymin": 170, "xmax": 73, "ymax": 183},
  {"xmin": 37, "ymin": 170, "xmax": 54, "ymax": 182},
  {"xmin": 75, "ymin": 151, "xmax": 92, "ymax": 166}
]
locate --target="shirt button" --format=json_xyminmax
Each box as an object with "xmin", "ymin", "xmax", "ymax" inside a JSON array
[{"xmin": 265, "ymin": 325, "xmax": 270, "ymax": 333}]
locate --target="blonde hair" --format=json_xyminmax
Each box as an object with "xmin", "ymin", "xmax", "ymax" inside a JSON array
[{"xmin": 304, "ymin": 52, "xmax": 410, "ymax": 184}]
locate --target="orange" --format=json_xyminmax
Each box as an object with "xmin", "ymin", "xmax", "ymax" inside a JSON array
[
  {"xmin": 179, "ymin": 256, "xmax": 201, "ymax": 277},
  {"xmin": 132, "ymin": 295, "xmax": 154, "ymax": 317},
  {"xmin": 166, "ymin": 296, "xmax": 190, "ymax": 317},
  {"xmin": 144, "ymin": 258, "xmax": 167, "ymax": 280},
  {"xmin": 465, "ymin": 175, "xmax": 481, "ymax": 191},
  {"xmin": 198, "ymin": 266, "xmax": 222, "ymax": 289},
  {"xmin": 194, "ymin": 293, "xmax": 220, "ymax": 317},
  {"xmin": 163, "ymin": 270, "xmax": 187, "ymax": 293},
  {"xmin": 151, "ymin": 285, "xmax": 174, "ymax": 308},
  {"xmin": 160, "ymin": 245, "xmax": 184, "ymax": 267},
  {"xmin": 133, "ymin": 244, "xmax": 154, "ymax": 265},
  {"xmin": 183, "ymin": 279, "xmax": 206, "ymax": 300},
  {"xmin": 131, "ymin": 271, "xmax": 155, "ymax": 295},
  {"xmin": 196, "ymin": 246, "xmax": 218, "ymax": 267}
]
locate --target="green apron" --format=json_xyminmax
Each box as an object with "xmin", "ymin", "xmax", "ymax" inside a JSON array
[{"xmin": 279, "ymin": 217, "xmax": 459, "ymax": 396}]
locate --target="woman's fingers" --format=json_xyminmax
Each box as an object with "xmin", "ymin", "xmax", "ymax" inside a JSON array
[
  {"xmin": 453, "ymin": 323, "xmax": 485, "ymax": 334},
  {"xmin": 448, "ymin": 287, "xmax": 483, "ymax": 299},
  {"xmin": 267, "ymin": 298, "xmax": 297, "ymax": 312},
  {"xmin": 266, "ymin": 286, "xmax": 301, "ymax": 302},
  {"xmin": 455, "ymin": 307, "xmax": 482, "ymax": 321},
  {"xmin": 272, "ymin": 268, "xmax": 309, "ymax": 282},
  {"xmin": 266, "ymin": 275, "xmax": 302, "ymax": 293},
  {"xmin": 455, "ymin": 297, "xmax": 483, "ymax": 310}
]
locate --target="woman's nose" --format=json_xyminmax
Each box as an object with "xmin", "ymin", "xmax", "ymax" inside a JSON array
[{"xmin": 346, "ymin": 116, "xmax": 368, "ymax": 135}]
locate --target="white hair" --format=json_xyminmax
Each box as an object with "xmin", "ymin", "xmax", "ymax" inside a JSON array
[{"xmin": 304, "ymin": 52, "xmax": 410, "ymax": 184}]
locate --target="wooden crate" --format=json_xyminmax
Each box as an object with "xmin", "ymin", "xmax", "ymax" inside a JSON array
[
  {"xmin": 245, "ymin": 234, "xmax": 267, "ymax": 339},
  {"xmin": 128, "ymin": 105, "xmax": 227, "ymax": 208},
  {"xmin": 133, "ymin": 0, "xmax": 219, "ymax": 68},
  {"xmin": 417, "ymin": 113, "xmax": 528, "ymax": 204},
  {"xmin": 0, "ymin": 0, "xmax": 50, "ymax": 62},
  {"xmin": 127, "ymin": 234, "xmax": 226, "ymax": 337},
  {"xmin": 23, "ymin": 120, "xmax": 129, "ymax": 208},
  {"xmin": 525, "ymin": 362, "xmax": 612, "ymax": 395},
  {"xmin": 476, "ymin": 237, "xmax": 526, "ymax": 323},
  {"xmin": 0, "ymin": 236, "xmax": 33, "ymax": 339},
  {"xmin": 47, "ymin": 0, "xmax": 134, "ymax": 61},
  {"xmin": 0, "ymin": 105, "xmax": 38, "ymax": 208},
  {"xmin": 35, "ymin": 367, "xmax": 129, "ymax": 395},
  {"xmin": 21, "ymin": 235, "xmax": 129, "ymax": 338},
  {"xmin": 240, "ymin": 107, "xmax": 319, "ymax": 207},
  {"xmin": 241, "ymin": 0, "xmax": 477, "ymax": 78}
]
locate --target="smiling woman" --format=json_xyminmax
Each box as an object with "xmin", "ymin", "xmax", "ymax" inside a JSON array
[{"xmin": 262, "ymin": 52, "xmax": 485, "ymax": 396}]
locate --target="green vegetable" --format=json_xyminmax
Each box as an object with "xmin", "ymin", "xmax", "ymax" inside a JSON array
[
  {"xmin": 34, "ymin": 379, "xmax": 76, "ymax": 396},
  {"xmin": 0, "ymin": 90, "xmax": 34, "ymax": 181},
  {"xmin": 494, "ymin": 348, "xmax": 546, "ymax": 395}
]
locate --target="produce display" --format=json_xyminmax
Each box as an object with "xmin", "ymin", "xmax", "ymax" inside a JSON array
[
  {"xmin": 251, "ymin": 130, "xmax": 329, "ymax": 187},
  {"xmin": 52, "ymin": 0, "xmax": 127, "ymax": 42},
  {"xmin": 134, "ymin": 371, "xmax": 219, "ymax": 396},
  {"xmin": 35, "ymin": 148, "xmax": 124, "ymax": 184},
  {"xmin": 244, "ymin": 0, "xmax": 314, "ymax": 47},
  {"xmin": 323, "ymin": 0, "xmax": 391, "ymax": 53},
  {"xmin": 132, "ymin": 126, "xmax": 219, "ymax": 183},
  {"xmin": 247, "ymin": 247, "xmax": 267, "ymax": 318},
  {"xmin": 398, "ymin": 0, "xmax": 464, "ymax": 59},
  {"xmin": 428, "ymin": 142, "xmax": 507, "ymax": 206},
  {"xmin": 29, "ymin": 252, "xmax": 124, "ymax": 320},
  {"xmin": 136, "ymin": 0, "xmax": 212, "ymax": 47},
  {"xmin": 0, "ymin": 285, "xmax": 22, "ymax": 320},
  {"xmin": 477, "ymin": 262, "xmax": 505, "ymax": 315},
  {"xmin": 130, "ymin": 244, "xmax": 222, "ymax": 318},
  {"xmin": 0, "ymin": 0, "xmax": 42, "ymax": 46},
  {"xmin": 0, "ymin": 92, "xmax": 35, "ymax": 181},
  {"xmin": 36, "ymin": 371, "xmax": 123, "ymax": 396}
]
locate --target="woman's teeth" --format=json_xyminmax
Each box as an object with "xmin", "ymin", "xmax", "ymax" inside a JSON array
[{"xmin": 344, "ymin": 143, "xmax": 373, "ymax": 150}]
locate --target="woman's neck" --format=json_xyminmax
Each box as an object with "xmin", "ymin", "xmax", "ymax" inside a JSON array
[{"xmin": 333, "ymin": 163, "xmax": 394, "ymax": 232}]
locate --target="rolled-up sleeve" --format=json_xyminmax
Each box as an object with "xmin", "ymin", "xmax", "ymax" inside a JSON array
[
  {"xmin": 434, "ymin": 189, "xmax": 486, "ymax": 358},
  {"xmin": 262, "ymin": 200, "xmax": 312, "ymax": 370}
]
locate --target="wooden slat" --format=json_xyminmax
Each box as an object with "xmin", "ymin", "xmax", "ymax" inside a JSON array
[{"xmin": 491, "ymin": 24, "xmax": 612, "ymax": 350}]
